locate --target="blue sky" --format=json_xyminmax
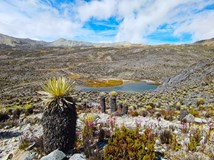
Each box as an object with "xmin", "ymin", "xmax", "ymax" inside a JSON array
[{"xmin": 0, "ymin": 0, "xmax": 214, "ymax": 44}]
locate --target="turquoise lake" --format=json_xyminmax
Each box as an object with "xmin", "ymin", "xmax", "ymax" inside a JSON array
[{"xmin": 76, "ymin": 82, "xmax": 158, "ymax": 93}]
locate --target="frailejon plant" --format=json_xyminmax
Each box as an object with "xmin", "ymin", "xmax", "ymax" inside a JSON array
[
  {"xmin": 38, "ymin": 77, "xmax": 77, "ymax": 154},
  {"xmin": 104, "ymin": 126, "xmax": 156, "ymax": 160},
  {"xmin": 99, "ymin": 92, "xmax": 106, "ymax": 113},
  {"xmin": 109, "ymin": 91, "xmax": 117, "ymax": 113}
]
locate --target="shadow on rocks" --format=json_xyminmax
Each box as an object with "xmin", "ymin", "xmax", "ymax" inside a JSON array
[{"xmin": 0, "ymin": 131, "xmax": 22, "ymax": 139}]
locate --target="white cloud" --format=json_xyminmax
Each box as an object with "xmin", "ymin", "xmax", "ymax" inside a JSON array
[
  {"xmin": 115, "ymin": 0, "xmax": 214, "ymax": 43},
  {"xmin": 0, "ymin": 0, "xmax": 213, "ymax": 43},
  {"xmin": 77, "ymin": 0, "xmax": 117, "ymax": 22},
  {"xmin": 0, "ymin": 0, "xmax": 81, "ymax": 41},
  {"xmin": 173, "ymin": 11, "xmax": 214, "ymax": 41}
]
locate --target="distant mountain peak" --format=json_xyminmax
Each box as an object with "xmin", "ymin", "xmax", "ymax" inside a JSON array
[{"xmin": 54, "ymin": 38, "xmax": 67, "ymax": 42}]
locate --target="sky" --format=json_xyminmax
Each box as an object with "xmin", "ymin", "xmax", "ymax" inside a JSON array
[{"xmin": 0, "ymin": 0, "xmax": 214, "ymax": 44}]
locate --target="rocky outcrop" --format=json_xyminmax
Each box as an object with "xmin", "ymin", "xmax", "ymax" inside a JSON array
[{"xmin": 157, "ymin": 59, "xmax": 214, "ymax": 91}]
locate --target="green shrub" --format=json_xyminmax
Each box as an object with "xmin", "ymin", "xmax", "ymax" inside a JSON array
[
  {"xmin": 109, "ymin": 91, "xmax": 117, "ymax": 97},
  {"xmin": 189, "ymin": 108, "xmax": 200, "ymax": 117},
  {"xmin": 19, "ymin": 137, "xmax": 31, "ymax": 150},
  {"xmin": 104, "ymin": 126, "xmax": 156, "ymax": 160},
  {"xmin": 188, "ymin": 129, "xmax": 202, "ymax": 152}
]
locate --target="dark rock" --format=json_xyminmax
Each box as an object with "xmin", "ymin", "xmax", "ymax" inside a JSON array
[
  {"xmin": 0, "ymin": 112, "xmax": 9, "ymax": 122},
  {"xmin": 12, "ymin": 109, "xmax": 21, "ymax": 119}
]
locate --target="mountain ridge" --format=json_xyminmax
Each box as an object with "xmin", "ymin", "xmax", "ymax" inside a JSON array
[
  {"xmin": 1, "ymin": 33, "xmax": 214, "ymax": 48},
  {"xmin": 0, "ymin": 33, "xmax": 142, "ymax": 48},
  {"xmin": 0, "ymin": 33, "xmax": 47, "ymax": 48},
  {"xmin": 194, "ymin": 37, "xmax": 214, "ymax": 46}
]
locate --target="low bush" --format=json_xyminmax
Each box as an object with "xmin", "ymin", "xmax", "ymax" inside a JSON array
[{"xmin": 104, "ymin": 126, "xmax": 156, "ymax": 160}]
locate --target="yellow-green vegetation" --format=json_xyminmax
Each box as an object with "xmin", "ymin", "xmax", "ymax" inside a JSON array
[
  {"xmin": 104, "ymin": 126, "xmax": 156, "ymax": 160},
  {"xmin": 207, "ymin": 104, "xmax": 213, "ymax": 110},
  {"xmin": 118, "ymin": 99, "xmax": 129, "ymax": 105},
  {"xmin": 109, "ymin": 91, "xmax": 117, "ymax": 97},
  {"xmin": 189, "ymin": 108, "xmax": 200, "ymax": 117},
  {"xmin": 196, "ymin": 98, "xmax": 205, "ymax": 106},
  {"xmin": 37, "ymin": 77, "xmax": 74, "ymax": 105},
  {"xmin": 145, "ymin": 105, "xmax": 152, "ymax": 110},
  {"xmin": 170, "ymin": 134, "xmax": 182, "ymax": 151},
  {"xmin": 180, "ymin": 105, "xmax": 188, "ymax": 110},
  {"xmin": 130, "ymin": 110, "xmax": 139, "ymax": 117},
  {"xmin": 84, "ymin": 79, "xmax": 123, "ymax": 88},
  {"xmin": 199, "ymin": 104, "xmax": 205, "ymax": 110},
  {"xmin": 188, "ymin": 129, "xmax": 202, "ymax": 151},
  {"xmin": 24, "ymin": 103, "xmax": 33, "ymax": 110},
  {"xmin": 19, "ymin": 138, "xmax": 31, "ymax": 150},
  {"xmin": 14, "ymin": 105, "xmax": 23, "ymax": 110}
]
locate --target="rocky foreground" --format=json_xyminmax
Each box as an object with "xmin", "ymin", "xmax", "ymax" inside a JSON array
[{"xmin": 0, "ymin": 58, "xmax": 213, "ymax": 160}]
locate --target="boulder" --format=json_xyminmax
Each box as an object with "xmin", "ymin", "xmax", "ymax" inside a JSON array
[
  {"xmin": 183, "ymin": 114, "xmax": 195, "ymax": 123},
  {"xmin": 194, "ymin": 117, "xmax": 207, "ymax": 123},
  {"xmin": 178, "ymin": 110, "xmax": 188, "ymax": 121},
  {"xmin": 69, "ymin": 153, "xmax": 86, "ymax": 160},
  {"xmin": 16, "ymin": 151, "xmax": 36, "ymax": 160},
  {"xmin": 41, "ymin": 149, "xmax": 66, "ymax": 160}
]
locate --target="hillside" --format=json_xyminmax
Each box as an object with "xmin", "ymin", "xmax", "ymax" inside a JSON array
[
  {"xmin": 154, "ymin": 59, "xmax": 214, "ymax": 105},
  {"xmin": 0, "ymin": 33, "xmax": 47, "ymax": 48},
  {"xmin": 195, "ymin": 37, "xmax": 214, "ymax": 46}
]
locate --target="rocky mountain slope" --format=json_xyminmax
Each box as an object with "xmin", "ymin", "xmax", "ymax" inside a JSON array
[
  {"xmin": 195, "ymin": 37, "xmax": 214, "ymax": 46},
  {"xmin": 153, "ymin": 59, "xmax": 214, "ymax": 105},
  {"xmin": 159, "ymin": 59, "xmax": 214, "ymax": 90},
  {"xmin": 48, "ymin": 38, "xmax": 94, "ymax": 47},
  {"xmin": 0, "ymin": 34, "xmax": 47, "ymax": 48}
]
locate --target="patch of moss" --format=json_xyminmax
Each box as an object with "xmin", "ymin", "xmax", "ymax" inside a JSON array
[
  {"xmin": 84, "ymin": 79, "xmax": 123, "ymax": 88},
  {"xmin": 24, "ymin": 103, "xmax": 33, "ymax": 110}
]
